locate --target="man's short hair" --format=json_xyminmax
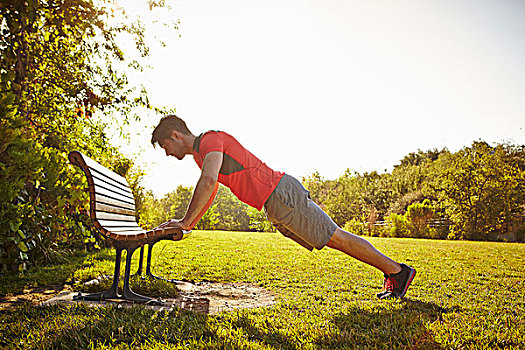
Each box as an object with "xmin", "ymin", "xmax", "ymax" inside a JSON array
[{"xmin": 151, "ymin": 115, "xmax": 191, "ymax": 147}]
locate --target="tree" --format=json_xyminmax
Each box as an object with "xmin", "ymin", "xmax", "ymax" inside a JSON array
[
  {"xmin": 247, "ymin": 207, "xmax": 275, "ymax": 232},
  {"xmin": 404, "ymin": 199, "xmax": 434, "ymax": 238},
  {"xmin": 427, "ymin": 141, "xmax": 524, "ymax": 240},
  {"xmin": 302, "ymin": 171, "xmax": 332, "ymax": 204},
  {"xmin": 386, "ymin": 190, "xmax": 426, "ymax": 216},
  {"xmin": 195, "ymin": 204, "xmax": 220, "ymax": 230},
  {"xmin": 323, "ymin": 171, "xmax": 363, "ymax": 227},
  {"xmin": 396, "ymin": 149, "xmax": 445, "ymax": 168},
  {"xmin": 0, "ymin": 0, "xmax": 175, "ymax": 272}
]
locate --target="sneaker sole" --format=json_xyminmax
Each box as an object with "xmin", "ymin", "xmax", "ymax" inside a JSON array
[
  {"xmin": 398, "ymin": 267, "xmax": 416, "ymax": 298},
  {"xmin": 377, "ymin": 291, "xmax": 395, "ymax": 300},
  {"xmin": 376, "ymin": 290, "xmax": 389, "ymax": 299}
]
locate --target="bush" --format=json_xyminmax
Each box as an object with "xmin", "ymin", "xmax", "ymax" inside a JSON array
[
  {"xmin": 0, "ymin": 0, "xmax": 172, "ymax": 272},
  {"xmin": 387, "ymin": 214, "xmax": 408, "ymax": 238},
  {"xmin": 384, "ymin": 200, "xmax": 444, "ymax": 239},
  {"xmin": 404, "ymin": 200, "xmax": 434, "ymax": 238},
  {"xmin": 247, "ymin": 207, "xmax": 275, "ymax": 232},
  {"xmin": 0, "ymin": 109, "xmax": 135, "ymax": 272},
  {"xmin": 515, "ymin": 225, "xmax": 525, "ymax": 243},
  {"xmin": 343, "ymin": 219, "xmax": 365, "ymax": 236}
]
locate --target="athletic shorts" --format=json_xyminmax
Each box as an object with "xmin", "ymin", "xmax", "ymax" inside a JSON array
[{"xmin": 263, "ymin": 174, "xmax": 338, "ymax": 250}]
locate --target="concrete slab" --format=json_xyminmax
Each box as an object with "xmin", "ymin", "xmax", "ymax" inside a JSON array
[
  {"xmin": 38, "ymin": 281, "xmax": 275, "ymax": 315},
  {"xmin": 40, "ymin": 291, "xmax": 209, "ymax": 313}
]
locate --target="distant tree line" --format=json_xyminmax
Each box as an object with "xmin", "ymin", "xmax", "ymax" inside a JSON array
[
  {"xmin": 307, "ymin": 141, "xmax": 525, "ymax": 241},
  {"xmin": 139, "ymin": 141, "xmax": 525, "ymax": 242}
]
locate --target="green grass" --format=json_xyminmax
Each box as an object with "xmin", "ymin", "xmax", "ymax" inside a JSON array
[{"xmin": 1, "ymin": 231, "xmax": 524, "ymax": 349}]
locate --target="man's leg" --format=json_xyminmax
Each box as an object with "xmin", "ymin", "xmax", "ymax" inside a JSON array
[
  {"xmin": 264, "ymin": 174, "xmax": 415, "ymax": 298},
  {"xmin": 326, "ymin": 227, "xmax": 416, "ymax": 299},
  {"xmin": 325, "ymin": 227, "xmax": 401, "ymax": 275}
]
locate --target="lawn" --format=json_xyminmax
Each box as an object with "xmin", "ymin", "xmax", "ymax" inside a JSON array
[{"xmin": 1, "ymin": 231, "xmax": 523, "ymax": 349}]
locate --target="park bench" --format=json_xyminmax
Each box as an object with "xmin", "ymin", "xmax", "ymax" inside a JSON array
[{"xmin": 69, "ymin": 151, "xmax": 190, "ymax": 303}]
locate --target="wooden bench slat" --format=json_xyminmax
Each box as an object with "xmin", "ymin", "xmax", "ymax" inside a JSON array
[
  {"xmin": 108, "ymin": 229, "xmax": 146, "ymax": 234},
  {"xmin": 94, "ymin": 195, "xmax": 135, "ymax": 211},
  {"xmin": 94, "ymin": 211, "xmax": 137, "ymax": 222},
  {"xmin": 109, "ymin": 231, "xmax": 148, "ymax": 241},
  {"xmin": 91, "ymin": 173, "xmax": 134, "ymax": 199},
  {"xmin": 95, "ymin": 202, "xmax": 135, "ymax": 216},
  {"xmin": 147, "ymin": 227, "xmax": 187, "ymax": 240},
  {"xmin": 93, "ymin": 187, "xmax": 136, "ymax": 207},
  {"xmin": 106, "ymin": 227, "xmax": 144, "ymax": 233},
  {"xmin": 97, "ymin": 219, "xmax": 142, "ymax": 228},
  {"xmin": 77, "ymin": 152, "xmax": 129, "ymax": 187}
]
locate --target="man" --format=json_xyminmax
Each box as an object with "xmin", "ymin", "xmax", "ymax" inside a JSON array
[{"xmin": 151, "ymin": 115, "xmax": 416, "ymax": 299}]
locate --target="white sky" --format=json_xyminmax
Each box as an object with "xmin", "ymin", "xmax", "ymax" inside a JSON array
[{"xmin": 110, "ymin": 0, "xmax": 525, "ymax": 198}]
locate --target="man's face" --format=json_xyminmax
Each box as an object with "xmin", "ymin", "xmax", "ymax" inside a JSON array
[{"xmin": 159, "ymin": 134, "xmax": 185, "ymax": 160}]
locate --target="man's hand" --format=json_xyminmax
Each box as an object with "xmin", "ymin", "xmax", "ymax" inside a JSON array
[{"xmin": 154, "ymin": 219, "xmax": 191, "ymax": 231}]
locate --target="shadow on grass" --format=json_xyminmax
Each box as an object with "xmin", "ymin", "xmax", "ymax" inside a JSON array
[
  {"xmin": 0, "ymin": 303, "xmax": 217, "ymax": 349},
  {"xmin": 0, "ymin": 250, "xmax": 98, "ymax": 297},
  {"xmin": 218, "ymin": 299, "xmax": 456, "ymax": 350},
  {"xmin": 3, "ymin": 304, "xmax": 287, "ymax": 350},
  {"xmin": 315, "ymin": 299, "xmax": 456, "ymax": 350},
  {"xmin": 0, "ymin": 247, "xmax": 151, "ymax": 298},
  {"xmin": 225, "ymin": 313, "xmax": 301, "ymax": 350},
  {"xmin": 36, "ymin": 307, "xmax": 300, "ymax": 350},
  {"xmin": 1, "ymin": 299, "xmax": 458, "ymax": 349},
  {"xmin": 0, "ymin": 247, "xmax": 186, "ymax": 310}
]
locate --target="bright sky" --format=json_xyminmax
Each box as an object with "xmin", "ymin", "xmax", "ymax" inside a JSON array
[{"xmin": 112, "ymin": 0, "xmax": 525, "ymax": 198}]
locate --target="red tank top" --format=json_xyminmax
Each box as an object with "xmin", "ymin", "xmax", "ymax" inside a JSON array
[{"xmin": 192, "ymin": 131, "xmax": 284, "ymax": 210}]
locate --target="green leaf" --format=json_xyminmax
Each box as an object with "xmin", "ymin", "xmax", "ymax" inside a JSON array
[
  {"xmin": 9, "ymin": 221, "xmax": 21, "ymax": 232},
  {"xmin": 1, "ymin": 71, "xmax": 15, "ymax": 82},
  {"xmin": 17, "ymin": 241, "xmax": 28, "ymax": 252},
  {"xmin": 18, "ymin": 263, "xmax": 26, "ymax": 272}
]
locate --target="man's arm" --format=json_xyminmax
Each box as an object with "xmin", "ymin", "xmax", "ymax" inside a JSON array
[
  {"xmin": 187, "ymin": 181, "xmax": 220, "ymax": 229},
  {"xmin": 164, "ymin": 151, "xmax": 223, "ymax": 231}
]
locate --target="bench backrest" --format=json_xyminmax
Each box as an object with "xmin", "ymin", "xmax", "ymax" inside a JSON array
[
  {"xmin": 69, "ymin": 151, "xmax": 148, "ymax": 241},
  {"xmin": 69, "ymin": 151, "xmax": 187, "ymax": 243}
]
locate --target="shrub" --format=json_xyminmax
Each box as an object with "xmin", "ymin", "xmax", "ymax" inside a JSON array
[
  {"xmin": 343, "ymin": 219, "xmax": 365, "ymax": 236},
  {"xmin": 387, "ymin": 214, "xmax": 408, "ymax": 238},
  {"xmin": 405, "ymin": 199, "xmax": 434, "ymax": 238}
]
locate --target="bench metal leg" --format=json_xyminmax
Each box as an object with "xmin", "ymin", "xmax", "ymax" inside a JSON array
[
  {"xmin": 74, "ymin": 247, "xmax": 122, "ymax": 301},
  {"xmin": 133, "ymin": 246, "xmax": 145, "ymax": 277},
  {"xmin": 121, "ymin": 246, "xmax": 151, "ymax": 303},
  {"xmin": 145, "ymin": 242, "xmax": 155, "ymax": 278},
  {"xmin": 145, "ymin": 241, "xmax": 179, "ymax": 283}
]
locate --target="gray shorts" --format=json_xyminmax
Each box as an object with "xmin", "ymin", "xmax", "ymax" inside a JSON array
[{"xmin": 263, "ymin": 174, "xmax": 338, "ymax": 250}]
